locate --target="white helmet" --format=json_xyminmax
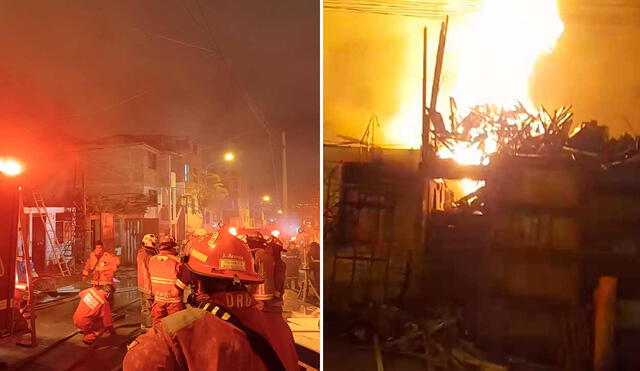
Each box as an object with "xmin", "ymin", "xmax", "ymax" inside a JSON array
[{"xmin": 142, "ymin": 234, "xmax": 158, "ymax": 248}]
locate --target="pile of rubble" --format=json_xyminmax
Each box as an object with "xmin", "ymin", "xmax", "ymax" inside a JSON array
[
  {"xmin": 433, "ymin": 102, "xmax": 640, "ymax": 169},
  {"xmin": 342, "ymin": 302, "xmax": 507, "ymax": 371}
]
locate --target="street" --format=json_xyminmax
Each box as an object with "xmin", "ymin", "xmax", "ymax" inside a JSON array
[
  {"xmin": 0, "ymin": 268, "xmax": 140, "ymax": 371},
  {"xmin": 0, "ymin": 265, "xmax": 319, "ymax": 370}
]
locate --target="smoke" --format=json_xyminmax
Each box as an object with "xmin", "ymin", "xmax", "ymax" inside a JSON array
[
  {"xmin": 0, "ymin": 0, "xmax": 318, "ymax": 203},
  {"xmin": 324, "ymin": 13, "xmax": 429, "ymax": 146},
  {"xmin": 532, "ymin": 12, "xmax": 640, "ymax": 137}
]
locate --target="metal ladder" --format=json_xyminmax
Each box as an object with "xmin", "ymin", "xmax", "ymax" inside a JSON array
[{"xmin": 32, "ymin": 191, "xmax": 71, "ymax": 276}]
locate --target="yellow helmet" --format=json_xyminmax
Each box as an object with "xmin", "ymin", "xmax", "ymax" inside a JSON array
[{"xmin": 141, "ymin": 234, "xmax": 158, "ymax": 248}]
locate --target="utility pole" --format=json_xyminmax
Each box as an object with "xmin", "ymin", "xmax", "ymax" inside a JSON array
[
  {"xmin": 83, "ymin": 168, "xmax": 90, "ymax": 261},
  {"xmin": 282, "ymin": 131, "xmax": 288, "ymax": 215}
]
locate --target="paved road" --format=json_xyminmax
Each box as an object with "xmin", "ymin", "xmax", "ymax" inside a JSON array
[
  {"xmin": 0, "ymin": 268, "xmax": 140, "ymax": 371},
  {"xmin": 0, "ymin": 266, "xmax": 319, "ymax": 370}
]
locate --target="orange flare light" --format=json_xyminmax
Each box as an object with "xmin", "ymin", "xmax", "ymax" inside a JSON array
[{"xmin": 0, "ymin": 158, "xmax": 22, "ymax": 176}]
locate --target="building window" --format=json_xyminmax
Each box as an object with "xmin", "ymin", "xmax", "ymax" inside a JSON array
[
  {"xmin": 147, "ymin": 152, "xmax": 157, "ymax": 170},
  {"xmin": 149, "ymin": 189, "xmax": 158, "ymax": 204},
  {"xmin": 184, "ymin": 164, "xmax": 190, "ymax": 182}
]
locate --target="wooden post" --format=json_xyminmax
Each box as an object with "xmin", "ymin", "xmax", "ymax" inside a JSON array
[
  {"xmin": 421, "ymin": 26, "xmax": 429, "ymax": 167},
  {"xmin": 429, "ymin": 16, "xmax": 449, "ymax": 113},
  {"xmin": 594, "ymin": 276, "xmax": 617, "ymax": 371}
]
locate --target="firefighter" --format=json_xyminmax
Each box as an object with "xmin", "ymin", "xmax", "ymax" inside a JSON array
[
  {"xmin": 267, "ymin": 236, "xmax": 287, "ymax": 312},
  {"xmin": 250, "ymin": 235, "xmax": 288, "ymax": 313},
  {"xmin": 182, "ymin": 228, "xmax": 208, "ymax": 259},
  {"xmin": 148, "ymin": 235, "xmax": 185, "ymax": 326},
  {"xmin": 123, "ymin": 230, "xmax": 298, "ymax": 371},
  {"xmin": 82, "ymin": 240, "xmax": 120, "ymax": 306},
  {"xmin": 136, "ymin": 234, "xmax": 157, "ymax": 331},
  {"xmin": 73, "ymin": 285, "xmax": 114, "ymax": 345}
]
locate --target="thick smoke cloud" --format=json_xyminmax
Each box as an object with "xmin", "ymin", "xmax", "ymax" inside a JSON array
[{"xmin": 0, "ymin": 0, "xmax": 318, "ymax": 203}]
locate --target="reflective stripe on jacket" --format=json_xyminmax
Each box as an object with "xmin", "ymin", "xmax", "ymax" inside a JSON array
[
  {"xmin": 73, "ymin": 288, "xmax": 113, "ymax": 329},
  {"xmin": 123, "ymin": 291, "xmax": 298, "ymax": 371},
  {"xmin": 83, "ymin": 252, "xmax": 120, "ymax": 286},
  {"xmin": 149, "ymin": 253, "xmax": 182, "ymax": 303}
]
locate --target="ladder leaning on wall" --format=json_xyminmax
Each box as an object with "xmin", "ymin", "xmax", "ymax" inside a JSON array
[{"xmin": 31, "ymin": 190, "xmax": 71, "ymax": 276}]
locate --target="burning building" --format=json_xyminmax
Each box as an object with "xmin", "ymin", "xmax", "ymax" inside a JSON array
[{"xmin": 325, "ymin": 0, "xmax": 640, "ymax": 369}]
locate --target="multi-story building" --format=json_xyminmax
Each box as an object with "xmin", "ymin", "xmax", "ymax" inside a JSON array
[{"xmin": 79, "ymin": 135, "xmax": 207, "ymax": 264}]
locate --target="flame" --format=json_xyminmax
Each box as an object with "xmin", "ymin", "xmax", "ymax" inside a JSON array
[
  {"xmin": 433, "ymin": 0, "xmax": 564, "ymax": 167},
  {"xmin": 0, "ymin": 158, "xmax": 22, "ymax": 176},
  {"xmin": 450, "ymin": 0, "xmax": 564, "ymax": 111},
  {"xmin": 460, "ymin": 179, "xmax": 485, "ymax": 196}
]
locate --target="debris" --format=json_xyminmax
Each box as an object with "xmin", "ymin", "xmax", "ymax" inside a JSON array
[{"xmin": 342, "ymin": 302, "xmax": 508, "ymax": 370}]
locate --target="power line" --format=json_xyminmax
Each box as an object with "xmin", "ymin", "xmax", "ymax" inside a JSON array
[
  {"xmin": 175, "ymin": 0, "xmax": 282, "ymax": 204},
  {"xmin": 67, "ymin": 89, "xmax": 152, "ymax": 118}
]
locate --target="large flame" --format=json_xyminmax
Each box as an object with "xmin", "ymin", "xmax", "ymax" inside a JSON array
[
  {"xmin": 450, "ymin": 0, "xmax": 564, "ymax": 111},
  {"xmin": 434, "ymin": 0, "xmax": 564, "ymax": 167}
]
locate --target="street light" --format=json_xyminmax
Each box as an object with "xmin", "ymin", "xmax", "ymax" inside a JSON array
[
  {"xmin": 224, "ymin": 152, "xmax": 235, "ymax": 162},
  {"xmin": 277, "ymin": 209, "xmax": 283, "ymax": 214},
  {"xmin": 262, "ymin": 195, "xmax": 271, "ymax": 202}
]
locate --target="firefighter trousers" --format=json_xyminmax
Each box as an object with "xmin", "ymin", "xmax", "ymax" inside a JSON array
[
  {"xmin": 151, "ymin": 301, "xmax": 184, "ymax": 326},
  {"xmin": 139, "ymin": 292, "xmax": 154, "ymax": 329},
  {"xmin": 75, "ymin": 317, "xmax": 105, "ymax": 344}
]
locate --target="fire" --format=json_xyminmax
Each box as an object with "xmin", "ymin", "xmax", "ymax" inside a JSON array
[
  {"xmin": 0, "ymin": 158, "xmax": 23, "ymax": 176},
  {"xmin": 434, "ymin": 0, "xmax": 564, "ymax": 166},
  {"xmin": 450, "ymin": 0, "xmax": 564, "ymax": 111},
  {"xmin": 460, "ymin": 179, "xmax": 485, "ymax": 196}
]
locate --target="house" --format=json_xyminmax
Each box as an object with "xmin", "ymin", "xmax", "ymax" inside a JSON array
[{"xmin": 79, "ymin": 135, "xmax": 208, "ymax": 264}]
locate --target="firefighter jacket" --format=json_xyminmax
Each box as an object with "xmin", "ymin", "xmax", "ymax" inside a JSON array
[
  {"xmin": 137, "ymin": 247, "xmax": 156, "ymax": 294},
  {"xmin": 149, "ymin": 252, "xmax": 185, "ymax": 303},
  {"xmin": 123, "ymin": 291, "xmax": 299, "ymax": 371},
  {"xmin": 83, "ymin": 252, "xmax": 121, "ymax": 286},
  {"xmin": 252, "ymin": 248, "xmax": 275, "ymax": 301},
  {"xmin": 73, "ymin": 287, "xmax": 114, "ymax": 329}
]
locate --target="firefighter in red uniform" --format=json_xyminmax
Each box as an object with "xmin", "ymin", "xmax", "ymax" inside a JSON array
[
  {"xmin": 149, "ymin": 235, "xmax": 185, "ymax": 326},
  {"xmin": 82, "ymin": 240, "xmax": 120, "ymax": 306},
  {"xmin": 137, "ymin": 234, "xmax": 157, "ymax": 331},
  {"xmin": 250, "ymin": 235, "xmax": 287, "ymax": 314},
  {"xmin": 268, "ymin": 236, "xmax": 287, "ymax": 308},
  {"xmin": 123, "ymin": 230, "xmax": 298, "ymax": 371},
  {"xmin": 73, "ymin": 285, "xmax": 114, "ymax": 344}
]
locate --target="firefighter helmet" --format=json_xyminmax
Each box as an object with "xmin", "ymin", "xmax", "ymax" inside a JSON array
[
  {"xmin": 185, "ymin": 230, "xmax": 263, "ymax": 284},
  {"xmin": 246, "ymin": 232, "xmax": 267, "ymax": 251},
  {"xmin": 158, "ymin": 235, "xmax": 177, "ymax": 249},
  {"xmin": 266, "ymin": 235, "xmax": 286, "ymax": 253},
  {"xmin": 142, "ymin": 234, "xmax": 157, "ymax": 248}
]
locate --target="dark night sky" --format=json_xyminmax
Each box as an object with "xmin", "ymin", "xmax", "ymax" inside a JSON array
[{"xmin": 0, "ymin": 0, "xmax": 319, "ymax": 205}]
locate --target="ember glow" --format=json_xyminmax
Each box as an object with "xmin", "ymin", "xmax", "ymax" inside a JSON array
[
  {"xmin": 460, "ymin": 178, "xmax": 485, "ymax": 196},
  {"xmin": 0, "ymin": 158, "xmax": 23, "ymax": 176}
]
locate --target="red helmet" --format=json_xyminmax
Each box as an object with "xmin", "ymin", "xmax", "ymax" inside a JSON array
[
  {"xmin": 266, "ymin": 236, "xmax": 286, "ymax": 253},
  {"xmin": 186, "ymin": 230, "xmax": 263, "ymax": 284},
  {"xmin": 158, "ymin": 235, "xmax": 177, "ymax": 249}
]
